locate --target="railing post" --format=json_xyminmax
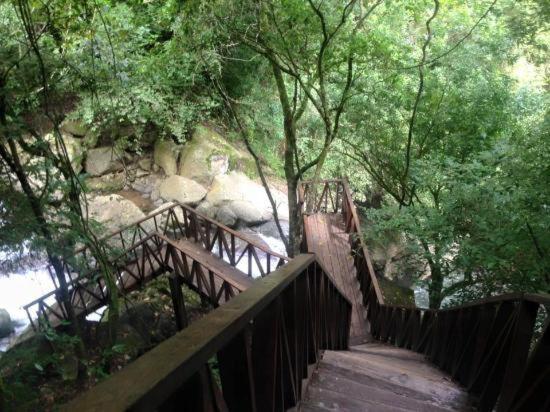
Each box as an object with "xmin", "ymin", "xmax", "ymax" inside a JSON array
[
  {"xmin": 168, "ymin": 273, "xmax": 188, "ymax": 331},
  {"xmin": 251, "ymin": 298, "xmax": 282, "ymax": 411},
  {"xmin": 492, "ymin": 300, "xmax": 538, "ymax": 411},
  {"xmin": 505, "ymin": 316, "xmax": 550, "ymax": 411},
  {"xmin": 218, "ymin": 327, "xmax": 257, "ymax": 412}
]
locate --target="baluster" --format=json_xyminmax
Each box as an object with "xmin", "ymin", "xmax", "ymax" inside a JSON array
[
  {"xmin": 248, "ymin": 246, "xmax": 253, "ymax": 277},
  {"xmin": 280, "ymin": 281, "xmax": 300, "ymax": 408},
  {"xmin": 218, "ymin": 327, "xmax": 256, "ymax": 412},
  {"xmin": 218, "ymin": 227, "xmax": 223, "ymax": 259},
  {"xmin": 160, "ymin": 364, "xmax": 227, "ymax": 411},
  {"xmin": 504, "ymin": 314, "xmax": 550, "ymax": 411},
  {"xmin": 230, "ymin": 233, "xmax": 236, "ymax": 265},
  {"xmin": 251, "ymin": 298, "xmax": 282, "ymax": 411},
  {"xmin": 415, "ymin": 310, "xmax": 434, "ymax": 353},
  {"xmin": 468, "ymin": 301, "xmax": 514, "ymax": 395},
  {"xmin": 481, "ymin": 300, "xmax": 538, "ymax": 412},
  {"xmin": 168, "ymin": 273, "xmax": 188, "ymax": 331}
]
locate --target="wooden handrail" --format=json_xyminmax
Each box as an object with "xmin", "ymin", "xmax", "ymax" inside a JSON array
[
  {"xmin": 62, "ymin": 254, "xmax": 352, "ymax": 411},
  {"xmin": 341, "ymin": 179, "xmax": 386, "ymax": 304}
]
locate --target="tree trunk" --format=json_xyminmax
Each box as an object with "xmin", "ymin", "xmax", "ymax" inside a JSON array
[
  {"xmin": 428, "ymin": 263, "xmax": 443, "ymax": 309},
  {"xmin": 271, "ymin": 61, "xmax": 302, "ymax": 257}
]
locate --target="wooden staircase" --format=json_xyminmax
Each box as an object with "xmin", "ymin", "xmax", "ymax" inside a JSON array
[{"xmin": 59, "ymin": 181, "xmax": 550, "ymax": 412}]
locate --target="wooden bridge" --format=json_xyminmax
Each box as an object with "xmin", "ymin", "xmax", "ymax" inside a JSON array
[{"xmin": 23, "ymin": 180, "xmax": 549, "ymax": 411}]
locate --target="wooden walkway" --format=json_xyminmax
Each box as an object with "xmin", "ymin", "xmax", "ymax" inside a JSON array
[
  {"xmin": 174, "ymin": 238, "xmax": 254, "ymax": 304},
  {"xmin": 304, "ymin": 213, "xmax": 370, "ymax": 345},
  {"xmin": 301, "ymin": 343, "xmax": 472, "ymax": 411},
  {"xmin": 302, "ymin": 212, "xmax": 473, "ymax": 411}
]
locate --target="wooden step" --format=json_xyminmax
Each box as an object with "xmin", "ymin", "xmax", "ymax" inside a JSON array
[{"xmin": 299, "ymin": 343, "xmax": 473, "ymax": 412}]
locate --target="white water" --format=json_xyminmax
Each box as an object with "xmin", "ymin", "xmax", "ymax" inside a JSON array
[{"xmin": 0, "ymin": 268, "xmax": 56, "ymax": 351}]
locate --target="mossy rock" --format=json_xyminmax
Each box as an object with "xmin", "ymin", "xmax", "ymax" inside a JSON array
[
  {"xmin": 85, "ymin": 173, "xmax": 126, "ymax": 193},
  {"xmin": 377, "ymin": 277, "xmax": 415, "ymax": 306},
  {"xmin": 178, "ymin": 125, "xmax": 256, "ymax": 186}
]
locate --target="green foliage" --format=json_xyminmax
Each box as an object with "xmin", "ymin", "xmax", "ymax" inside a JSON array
[{"xmin": 0, "ymin": 0, "xmax": 547, "ymax": 327}]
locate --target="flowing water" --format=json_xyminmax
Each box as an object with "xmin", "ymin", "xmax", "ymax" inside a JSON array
[{"xmin": 0, "ymin": 266, "xmax": 55, "ymax": 351}]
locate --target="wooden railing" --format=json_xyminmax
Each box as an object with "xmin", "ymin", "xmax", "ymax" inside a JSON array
[
  {"xmin": 62, "ymin": 254, "xmax": 352, "ymax": 412},
  {"xmin": 23, "ymin": 202, "xmax": 289, "ymax": 329},
  {"xmin": 23, "ymin": 233, "xmax": 256, "ymax": 329},
  {"xmin": 302, "ymin": 178, "xmax": 550, "ymax": 412}
]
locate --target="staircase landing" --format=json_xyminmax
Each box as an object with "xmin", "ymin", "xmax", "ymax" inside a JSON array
[{"xmin": 301, "ymin": 343, "xmax": 473, "ymax": 412}]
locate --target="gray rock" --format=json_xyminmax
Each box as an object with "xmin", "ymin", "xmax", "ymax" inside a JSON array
[
  {"xmin": 206, "ymin": 172, "xmax": 289, "ymax": 225},
  {"xmin": 85, "ymin": 146, "xmax": 123, "ymax": 177},
  {"xmin": 59, "ymin": 352, "xmax": 79, "ymax": 381},
  {"xmin": 85, "ymin": 172, "xmax": 125, "ymax": 192},
  {"xmin": 135, "ymin": 169, "xmax": 150, "ymax": 178},
  {"xmin": 159, "ymin": 175, "xmax": 207, "ymax": 206},
  {"xmin": 216, "ymin": 205, "xmax": 238, "ymax": 227},
  {"xmin": 0, "ymin": 309, "xmax": 14, "ymax": 338},
  {"xmin": 87, "ymin": 194, "xmax": 146, "ymax": 235},
  {"xmin": 154, "ymin": 139, "xmax": 180, "ymax": 176},
  {"xmin": 138, "ymin": 158, "xmax": 153, "ymax": 171},
  {"xmin": 196, "ymin": 201, "xmax": 216, "ymax": 219},
  {"xmin": 230, "ymin": 199, "xmax": 269, "ymax": 225},
  {"xmin": 150, "ymin": 188, "xmax": 160, "ymax": 202},
  {"xmin": 44, "ymin": 132, "xmax": 85, "ymax": 174},
  {"xmin": 251, "ymin": 220, "xmax": 290, "ymax": 239},
  {"xmin": 83, "ymin": 129, "xmax": 100, "ymax": 149}
]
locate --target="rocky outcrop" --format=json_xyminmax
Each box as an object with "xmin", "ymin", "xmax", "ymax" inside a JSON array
[
  {"xmin": 203, "ymin": 172, "xmax": 288, "ymax": 227},
  {"xmin": 215, "ymin": 205, "xmax": 238, "ymax": 227},
  {"xmin": 85, "ymin": 146, "xmax": 123, "ymax": 176},
  {"xmin": 0, "ymin": 309, "xmax": 13, "ymax": 339},
  {"xmin": 42, "ymin": 132, "xmax": 86, "ymax": 174},
  {"xmin": 159, "ymin": 175, "xmax": 207, "ymax": 206},
  {"xmin": 87, "ymin": 194, "xmax": 146, "ymax": 234},
  {"xmin": 178, "ymin": 125, "xmax": 255, "ymax": 186},
  {"xmin": 154, "ymin": 139, "xmax": 181, "ymax": 176},
  {"xmin": 60, "ymin": 119, "xmax": 88, "ymax": 137},
  {"xmin": 85, "ymin": 172, "xmax": 126, "ymax": 192}
]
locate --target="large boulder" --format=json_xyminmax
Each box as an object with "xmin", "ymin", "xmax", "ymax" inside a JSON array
[
  {"xmin": 159, "ymin": 175, "xmax": 207, "ymax": 206},
  {"xmin": 85, "ymin": 146, "xmax": 123, "ymax": 176},
  {"xmin": 154, "ymin": 139, "xmax": 180, "ymax": 176},
  {"xmin": 87, "ymin": 194, "xmax": 146, "ymax": 234},
  {"xmin": 205, "ymin": 172, "xmax": 288, "ymax": 226},
  {"xmin": 178, "ymin": 125, "xmax": 255, "ymax": 186},
  {"xmin": 60, "ymin": 119, "xmax": 88, "ymax": 137},
  {"xmin": 85, "ymin": 172, "xmax": 125, "ymax": 192},
  {"xmin": 0, "ymin": 309, "xmax": 14, "ymax": 338},
  {"xmin": 215, "ymin": 205, "xmax": 238, "ymax": 227},
  {"xmin": 43, "ymin": 132, "xmax": 85, "ymax": 174}
]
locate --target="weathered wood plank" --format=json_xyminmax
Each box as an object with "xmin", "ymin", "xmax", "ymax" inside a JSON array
[
  {"xmin": 303, "ymin": 213, "xmax": 370, "ymax": 345},
  {"xmin": 301, "ymin": 343, "xmax": 473, "ymax": 412}
]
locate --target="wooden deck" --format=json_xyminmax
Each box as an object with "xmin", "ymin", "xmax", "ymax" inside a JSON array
[
  {"xmin": 174, "ymin": 238, "xmax": 254, "ymax": 303},
  {"xmin": 304, "ymin": 213, "xmax": 370, "ymax": 345},
  {"xmin": 301, "ymin": 343, "xmax": 473, "ymax": 411}
]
